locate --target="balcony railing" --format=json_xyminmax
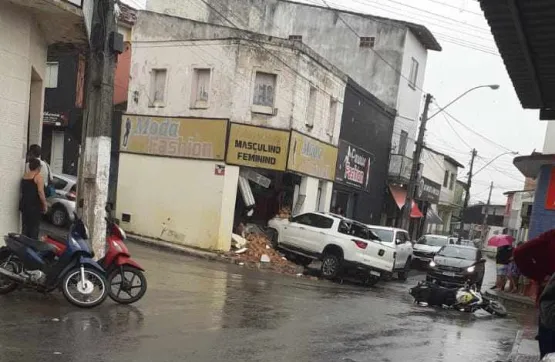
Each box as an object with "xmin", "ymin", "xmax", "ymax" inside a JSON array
[{"xmin": 388, "ymin": 154, "xmax": 412, "ymax": 182}]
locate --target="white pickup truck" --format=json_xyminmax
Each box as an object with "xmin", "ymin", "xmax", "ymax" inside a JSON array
[
  {"xmin": 268, "ymin": 212, "xmax": 396, "ymax": 285},
  {"xmin": 367, "ymin": 225, "xmax": 413, "ymax": 281}
]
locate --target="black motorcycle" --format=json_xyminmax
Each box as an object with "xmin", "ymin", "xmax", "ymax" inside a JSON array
[{"xmin": 409, "ymin": 280, "xmax": 507, "ymax": 316}]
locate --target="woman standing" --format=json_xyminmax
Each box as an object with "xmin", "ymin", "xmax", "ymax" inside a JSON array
[{"xmin": 20, "ymin": 158, "xmax": 47, "ymax": 239}]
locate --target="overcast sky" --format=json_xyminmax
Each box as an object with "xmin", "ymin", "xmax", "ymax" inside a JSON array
[{"xmin": 123, "ymin": 0, "xmax": 547, "ymax": 205}]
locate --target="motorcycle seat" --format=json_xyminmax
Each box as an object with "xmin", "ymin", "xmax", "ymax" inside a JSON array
[{"xmin": 7, "ymin": 233, "xmax": 57, "ymax": 254}]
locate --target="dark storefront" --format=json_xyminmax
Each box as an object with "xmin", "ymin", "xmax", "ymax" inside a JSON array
[
  {"xmin": 414, "ymin": 177, "xmax": 442, "ymax": 239},
  {"xmin": 331, "ymin": 78, "xmax": 396, "ymax": 224},
  {"xmin": 41, "ymin": 48, "xmax": 85, "ymax": 176}
]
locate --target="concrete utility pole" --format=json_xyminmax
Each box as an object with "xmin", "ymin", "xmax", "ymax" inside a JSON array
[
  {"xmin": 457, "ymin": 148, "xmax": 477, "ymax": 240},
  {"xmin": 481, "ymin": 181, "xmax": 494, "ymax": 244},
  {"xmin": 401, "ymin": 93, "xmax": 433, "ymax": 231},
  {"xmin": 78, "ymin": 0, "xmax": 119, "ymax": 258}
]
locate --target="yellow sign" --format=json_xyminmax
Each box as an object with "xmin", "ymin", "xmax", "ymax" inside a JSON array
[
  {"xmin": 226, "ymin": 124, "xmax": 290, "ymax": 171},
  {"xmin": 120, "ymin": 115, "xmax": 227, "ymax": 160},
  {"xmin": 287, "ymin": 131, "xmax": 338, "ymax": 181}
]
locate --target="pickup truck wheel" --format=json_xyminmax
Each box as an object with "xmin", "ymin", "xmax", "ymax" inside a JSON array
[
  {"xmin": 321, "ymin": 253, "xmax": 341, "ymax": 279},
  {"xmin": 364, "ymin": 275, "xmax": 380, "ymax": 287},
  {"xmin": 398, "ymin": 257, "xmax": 411, "ymax": 281}
]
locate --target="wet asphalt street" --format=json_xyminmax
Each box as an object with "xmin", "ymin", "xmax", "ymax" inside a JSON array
[{"xmin": 0, "ymin": 239, "xmax": 538, "ymax": 362}]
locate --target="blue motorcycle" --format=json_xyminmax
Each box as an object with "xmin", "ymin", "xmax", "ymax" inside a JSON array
[{"xmin": 0, "ymin": 215, "xmax": 108, "ymax": 308}]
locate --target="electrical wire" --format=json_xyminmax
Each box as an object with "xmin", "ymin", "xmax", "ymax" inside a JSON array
[{"xmin": 425, "ymin": 0, "xmax": 484, "ymax": 17}]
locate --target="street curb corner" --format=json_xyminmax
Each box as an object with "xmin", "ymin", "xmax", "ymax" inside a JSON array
[
  {"xmin": 507, "ymin": 330, "xmax": 524, "ymax": 362},
  {"xmin": 485, "ymin": 289, "xmax": 535, "ymax": 308}
]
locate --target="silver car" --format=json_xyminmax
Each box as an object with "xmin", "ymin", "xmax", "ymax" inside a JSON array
[{"xmin": 46, "ymin": 174, "xmax": 77, "ymax": 227}]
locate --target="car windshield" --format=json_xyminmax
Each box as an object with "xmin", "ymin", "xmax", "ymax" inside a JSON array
[
  {"xmin": 437, "ymin": 246, "xmax": 476, "ymax": 260},
  {"xmin": 417, "ymin": 235, "xmax": 449, "ymax": 247},
  {"xmin": 369, "ymin": 228, "xmax": 394, "ymax": 243}
]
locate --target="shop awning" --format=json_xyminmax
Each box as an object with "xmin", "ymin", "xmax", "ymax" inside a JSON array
[
  {"xmin": 389, "ymin": 185, "xmax": 424, "ymax": 219},
  {"xmin": 426, "ymin": 207, "xmax": 443, "ymax": 225}
]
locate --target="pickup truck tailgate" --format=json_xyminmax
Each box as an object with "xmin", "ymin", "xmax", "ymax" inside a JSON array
[{"xmin": 361, "ymin": 240, "xmax": 395, "ymax": 272}]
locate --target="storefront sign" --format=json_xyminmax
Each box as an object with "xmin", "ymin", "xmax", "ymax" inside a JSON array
[
  {"xmin": 287, "ymin": 131, "xmax": 338, "ymax": 181},
  {"xmin": 416, "ymin": 177, "xmax": 441, "ymax": 204},
  {"xmin": 43, "ymin": 112, "xmax": 68, "ymax": 127},
  {"xmin": 335, "ymin": 140, "xmax": 373, "ymax": 191},
  {"xmin": 226, "ymin": 124, "xmax": 289, "ymax": 171},
  {"xmin": 546, "ymin": 166, "xmax": 555, "ymax": 210},
  {"xmin": 120, "ymin": 115, "xmax": 227, "ymax": 160}
]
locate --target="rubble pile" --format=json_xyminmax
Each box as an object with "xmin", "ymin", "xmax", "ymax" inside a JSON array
[
  {"xmin": 232, "ymin": 233, "xmax": 301, "ymax": 274},
  {"xmin": 276, "ymin": 207, "xmax": 292, "ymax": 219}
]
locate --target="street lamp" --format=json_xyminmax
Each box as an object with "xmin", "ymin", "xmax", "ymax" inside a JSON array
[
  {"xmin": 427, "ymin": 84, "xmax": 500, "ymax": 121},
  {"xmin": 402, "ymin": 84, "xmax": 500, "ymax": 233},
  {"xmin": 473, "ymin": 150, "xmax": 519, "ymax": 177}
]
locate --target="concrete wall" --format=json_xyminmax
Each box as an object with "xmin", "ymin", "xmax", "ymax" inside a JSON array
[
  {"xmin": 544, "ymin": 121, "xmax": 555, "ymax": 154},
  {"xmin": 116, "ymin": 153, "xmax": 238, "ymax": 250},
  {"xmin": 440, "ymin": 160, "xmax": 458, "ymax": 205},
  {"xmin": 421, "ymin": 148, "xmax": 444, "ymax": 186},
  {"xmin": 0, "ymin": 2, "xmax": 47, "ymax": 237},
  {"xmin": 529, "ymin": 165, "xmax": 555, "ymax": 239}
]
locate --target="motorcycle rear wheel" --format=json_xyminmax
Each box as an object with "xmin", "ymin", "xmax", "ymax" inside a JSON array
[
  {"xmin": 108, "ymin": 266, "xmax": 147, "ymax": 305},
  {"xmin": 0, "ymin": 251, "xmax": 19, "ymax": 294},
  {"xmin": 484, "ymin": 300, "xmax": 508, "ymax": 317}
]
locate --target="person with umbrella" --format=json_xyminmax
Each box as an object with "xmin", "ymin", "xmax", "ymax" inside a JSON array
[
  {"xmin": 513, "ymin": 228, "xmax": 555, "ymax": 358},
  {"xmin": 488, "ymin": 234, "xmax": 515, "ymax": 291}
]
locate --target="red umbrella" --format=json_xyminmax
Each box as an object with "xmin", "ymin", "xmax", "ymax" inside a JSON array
[{"xmin": 488, "ymin": 234, "xmax": 515, "ymax": 247}]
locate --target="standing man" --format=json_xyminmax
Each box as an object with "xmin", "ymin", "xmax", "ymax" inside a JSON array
[{"xmin": 495, "ymin": 242, "xmax": 513, "ymax": 291}]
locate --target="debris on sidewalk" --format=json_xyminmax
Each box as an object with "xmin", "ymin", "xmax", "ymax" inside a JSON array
[
  {"xmin": 231, "ymin": 233, "xmax": 247, "ymax": 249},
  {"xmin": 229, "ymin": 233, "xmax": 303, "ymax": 275}
]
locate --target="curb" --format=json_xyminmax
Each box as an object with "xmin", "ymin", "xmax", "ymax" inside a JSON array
[
  {"xmin": 485, "ymin": 289, "xmax": 535, "ymax": 308},
  {"xmin": 508, "ymin": 330, "xmax": 524, "ymax": 362},
  {"xmin": 127, "ymin": 233, "xmax": 234, "ymax": 265}
]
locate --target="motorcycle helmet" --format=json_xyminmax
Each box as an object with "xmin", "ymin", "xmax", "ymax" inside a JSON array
[{"xmin": 456, "ymin": 290, "xmax": 473, "ymax": 305}]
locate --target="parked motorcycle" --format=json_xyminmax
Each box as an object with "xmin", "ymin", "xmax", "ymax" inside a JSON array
[
  {"xmin": 44, "ymin": 217, "xmax": 147, "ymax": 304},
  {"xmin": 0, "ymin": 215, "xmax": 108, "ymax": 308},
  {"xmin": 409, "ymin": 280, "xmax": 508, "ymax": 316}
]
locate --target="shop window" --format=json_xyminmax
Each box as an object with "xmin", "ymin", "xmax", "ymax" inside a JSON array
[
  {"xmin": 289, "ymin": 35, "xmax": 302, "ymax": 41},
  {"xmin": 443, "ymin": 170, "xmax": 449, "ymax": 187},
  {"xmin": 327, "ymin": 97, "xmax": 337, "ymax": 136},
  {"xmin": 149, "ymin": 68, "xmax": 167, "ymax": 107},
  {"xmin": 306, "ymin": 86, "xmax": 317, "ymax": 128},
  {"xmin": 192, "ymin": 68, "xmax": 211, "ymax": 108},
  {"xmin": 253, "ymin": 72, "xmax": 276, "ymax": 114},
  {"xmin": 45, "ymin": 62, "xmax": 59, "ymax": 88}
]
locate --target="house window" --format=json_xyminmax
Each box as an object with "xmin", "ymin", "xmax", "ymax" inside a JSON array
[
  {"xmin": 449, "ymin": 173, "xmax": 455, "ymax": 190},
  {"xmin": 192, "ymin": 68, "xmax": 211, "ymax": 108},
  {"xmin": 253, "ymin": 72, "xmax": 276, "ymax": 112},
  {"xmin": 306, "ymin": 86, "xmax": 317, "ymax": 128},
  {"xmin": 149, "ymin": 68, "xmax": 167, "ymax": 107},
  {"xmin": 443, "ymin": 170, "xmax": 449, "ymax": 187},
  {"xmin": 327, "ymin": 97, "xmax": 338, "ymax": 136},
  {"xmin": 289, "ymin": 35, "xmax": 302, "ymax": 41},
  {"xmin": 409, "ymin": 58, "xmax": 419, "ymax": 89},
  {"xmin": 360, "ymin": 36, "xmax": 375, "ymax": 48},
  {"xmin": 398, "ymin": 130, "xmax": 408, "ymax": 155},
  {"xmin": 45, "ymin": 62, "xmax": 59, "ymax": 88}
]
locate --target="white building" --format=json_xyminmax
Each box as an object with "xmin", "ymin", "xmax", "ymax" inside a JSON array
[
  {"xmin": 144, "ymin": 0, "xmax": 441, "ymax": 181},
  {"xmin": 0, "ymin": 0, "xmax": 90, "ymax": 237},
  {"xmin": 116, "ymin": 13, "xmax": 346, "ymax": 251},
  {"xmin": 420, "ymin": 146, "xmax": 464, "ymax": 235}
]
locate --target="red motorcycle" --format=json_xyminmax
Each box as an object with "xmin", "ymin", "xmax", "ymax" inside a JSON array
[{"xmin": 44, "ymin": 218, "xmax": 147, "ymax": 304}]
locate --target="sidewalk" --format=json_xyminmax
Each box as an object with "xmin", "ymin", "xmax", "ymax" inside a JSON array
[
  {"xmin": 485, "ymin": 288, "xmax": 536, "ymax": 308},
  {"xmin": 508, "ymin": 329, "xmax": 540, "ymax": 362}
]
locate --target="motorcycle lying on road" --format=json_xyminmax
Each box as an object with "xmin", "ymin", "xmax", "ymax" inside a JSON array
[
  {"xmin": 409, "ymin": 280, "xmax": 508, "ymax": 317},
  {"xmin": 44, "ymin": 217, "xmax": 147, "ymax": 304},
  {"xmin": 0, "ymin": 215, "xmax": 108, "ymax": 308}
]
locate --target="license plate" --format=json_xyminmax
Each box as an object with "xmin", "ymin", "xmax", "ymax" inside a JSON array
[
  {"xmin": 443, "ymin": 271, "xmax": 455, "ymax": 277},
  {"xmin": 370, "ymin": 271, "xmax": 381, "ymax": 277}
]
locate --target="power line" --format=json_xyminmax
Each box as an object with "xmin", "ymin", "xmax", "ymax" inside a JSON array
[{"xmin": 426, "ymin": 0, "xmax": 484, "ymax": 17}]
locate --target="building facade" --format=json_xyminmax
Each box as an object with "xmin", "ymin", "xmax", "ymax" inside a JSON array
[
  {"xmin": 144, "ymin": 0, "xmax": 441, "ymax": 187},
  {"xmin": 331, "ymin": 79, "xmax": 396, "ymax": 224},
  {"xmin": 0, "ymin": 0, "xmax": 90, "ymax": 237},
  {"xmin": 503, "ymin": 190, "xmax": 534, "ymax": 243},
  {"xmin": 116, "ymin": 13, "xmax": 346, "ymax": 250}
]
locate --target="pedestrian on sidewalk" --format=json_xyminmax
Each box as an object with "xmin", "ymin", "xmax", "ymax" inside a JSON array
[
  {"xmin": 25, "ymin": 144, "xmax": 54, "ymax": 196},
  {"xmin": 513, "ymin": 229, "xmax": 555, "ymax": 358},
  {"xmin": 20, "ymin": 158, "xmax": 48, "ymax": 239},
  {"xmin": 495, "ymin": 243, "xmax": 513, "ymax": 291}
]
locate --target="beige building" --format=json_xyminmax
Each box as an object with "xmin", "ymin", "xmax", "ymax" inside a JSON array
[
  {"xmin": 116, "ymin": 13, "xmax": 346, "ymax": 251},
  {"xmin": 0, "ymin": 0, "xmax": 90, "ymax": 237}
]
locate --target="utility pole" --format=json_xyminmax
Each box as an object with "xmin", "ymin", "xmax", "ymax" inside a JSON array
[
  {"xmin": 481, "ymin": 181, "xmax": 494, "ymax": 244},
  {"xmin": 78, "ymin": 0, "xmax": 119, "ymax": 258},
  {"xmin": 457, "ymin": 148, "xmax": 477, "ymax": 240},
  {"xmin": 401, "ymin": 93, "xmax": 433, "ymax": 231}
]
